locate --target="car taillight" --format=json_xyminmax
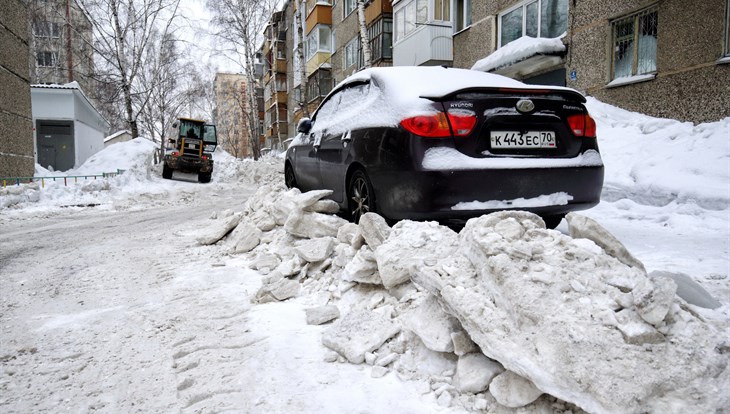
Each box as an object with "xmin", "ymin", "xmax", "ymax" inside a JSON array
[
  {"xmin": 202, "ymin": 155, "xmax": 208, "ymax": 160},
  {"xmin": 401, "ymin": 111, "xmax": 477, "ymax": 138},
  {"xmin": 172, "ymin": 151, "xmax": 179, "ymax": 156},
  {"xmin": 567, "ymin": 113, "xmax": 597, "ymax": 138}
]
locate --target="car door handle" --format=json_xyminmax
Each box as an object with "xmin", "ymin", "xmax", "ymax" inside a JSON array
[{"xmin": 341, "ymin": 131, "xmax": 352, "ymax": 142}]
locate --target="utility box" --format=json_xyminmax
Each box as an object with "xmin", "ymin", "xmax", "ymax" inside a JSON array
[{"xmin": 31, "ymin": 82, "xmax": 109, "ymax": 172}]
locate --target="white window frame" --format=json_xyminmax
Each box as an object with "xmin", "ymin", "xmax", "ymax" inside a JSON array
[
  {"xmin": 393, "ymin": 0, "xmax": 429, "ymax": 43},
  {"xmin": 497, "ymin": 0, "xmax": 567, "ymax": 47},
  {"xmin": 305, "ymin": 24, "xmax": 333, "ymax": 61},
  {"xmin": 453, "ymin": 0, "xmax": 471, "ymax": 33},
  {"xmin": 33, "ymin": 21, "xmax": 61, "ymax": 38},
  {"xmin": 344, "ymin": 0, "xmax": 355, "ymax": 18},
  {"xmin": 724, "ymin": 0, "xmax": 730, "ymax": 57},
  {"xmin": 344, "ymin": 37, "xmax": 358, "ymax": 68}
]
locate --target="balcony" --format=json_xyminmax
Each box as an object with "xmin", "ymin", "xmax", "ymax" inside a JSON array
[
  {"xmin": 365, "ymin": 0, "xmax": 393, "ymax": 25},
  {"xmin": 393, "ymin": 23, "xmax": 453, "ymax": 67},
  {"xmin": 306, "ymin": 3, "xmax": 332, "ymax": 34}
]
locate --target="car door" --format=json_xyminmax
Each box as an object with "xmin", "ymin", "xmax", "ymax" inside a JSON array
[
  {"xmin": 290, "ymin": 131, "xmax": 319, "ymax": 191},
  {"xmin": 317, "ymin": 83, "xmax": 371, "ymax": 203}
]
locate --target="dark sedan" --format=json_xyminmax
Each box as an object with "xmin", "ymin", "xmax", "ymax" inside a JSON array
[{"xmin": 285, "ymin": 66, "xmax": 604, "ymax": 228}]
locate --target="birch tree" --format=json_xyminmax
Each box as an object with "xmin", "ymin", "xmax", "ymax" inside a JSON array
[
  {"xmin": 208, "ymin": 0, "xmax": 277, "ymax": 160},
  {"xmin": 75, "ymin": 0, "xmax": 182, "ymax": 138},
  {"xmin": 295, "ymin": 1, "xmax": 309, "ymax": 118},
  {"xmin": 357, "ymin": 0, "xmax": 371, "ymax": 68}
]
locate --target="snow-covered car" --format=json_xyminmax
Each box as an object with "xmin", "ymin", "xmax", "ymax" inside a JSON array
[{"xmin": 285, "ymin": 66, "xmax": 604, "ymax": 227}]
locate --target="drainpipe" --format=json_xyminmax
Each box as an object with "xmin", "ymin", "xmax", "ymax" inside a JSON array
[{"xmin": 66, "ymin": 0, "xmax": 74, "ymax": 82}]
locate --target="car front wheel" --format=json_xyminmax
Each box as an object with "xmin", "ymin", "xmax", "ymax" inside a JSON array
[
  {"xmin": 348, "ymin": 169, "xmax": 375, "ymax": 224},
  {"xmin": 285, "ymin": 164, "xmax": 297, "ymax": 189}
]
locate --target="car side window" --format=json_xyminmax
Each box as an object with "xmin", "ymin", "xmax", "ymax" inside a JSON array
[
  {"xmin": 313, "ymin": 92, "xmax": 342, "ymax": 132},
  {"xmin": 321, "ymin": 82, "xmax": 371, "ymax": 143}
]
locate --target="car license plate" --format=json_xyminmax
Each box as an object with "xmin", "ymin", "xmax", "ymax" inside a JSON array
[
  {"xmin": 490, "ymin": 131, "xmax": 556, "ymax": 149},
  {"xmin": 188, "ymin": 143, "xmax": 196, "ymax": 149}
]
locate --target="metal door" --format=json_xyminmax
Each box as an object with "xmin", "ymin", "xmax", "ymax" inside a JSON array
[{"xmin": 36, "ymin": 121, "xmax": 74, "ymax": 171}]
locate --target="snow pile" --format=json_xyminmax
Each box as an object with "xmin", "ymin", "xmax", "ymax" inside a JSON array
[
  {"xmin": 212, "ymin": 149, "xmax": 284, "ymax": 185},
  {"xmin": 587, "ymin": 97, "xmax": 730, "ymax": 210},
  {"xmin": 196, "ymin": 185, "xmax": 729, "ymax": 414},
  {"xmin": 471, "ymin": 35, "xmax": 566, "ymax": 73}
]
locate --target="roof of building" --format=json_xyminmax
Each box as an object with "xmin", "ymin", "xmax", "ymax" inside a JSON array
[{"xmin": 104, "ymin": 130, "xmax": 132, "ymax": 143}]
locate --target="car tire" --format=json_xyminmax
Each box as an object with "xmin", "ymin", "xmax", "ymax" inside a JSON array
[
  {"xmin": 543, "ymin": 214, "xmax": 565, "ymax": 229},
  {"xmin": 162, "ymin": 163, "xmax": 173, "ymax": 179},
  {"xmin": 198, "ymin": 172, "xmax": 212, "ymax": 183},
  {"xmin": 348, "ymin": 169, "xmax": 375, "ymax": 224},
  {"xmin": 285, "ymin": 164, "xmax": 297, "ymax": 189}
]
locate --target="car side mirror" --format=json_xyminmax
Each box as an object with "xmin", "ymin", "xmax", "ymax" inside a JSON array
[{"xmin": 297, "ymin": 118, "xmax": 312, "ymax": 134}]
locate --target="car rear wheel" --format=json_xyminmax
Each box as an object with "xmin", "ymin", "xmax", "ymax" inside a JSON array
[
  {"xmin": 285, "ymin": 164, "xmax": 297, "ymax": 189},
  {"xmin": 162, "ymin": 163, "xmax": 173, "ymax": 179},
  {"xmin": 348, "ymin": 169, "xmax": 375, "ymax": 224},
  {"xmin": 543, "ymin": 214, "xmax": 565, "ymax": 229}
]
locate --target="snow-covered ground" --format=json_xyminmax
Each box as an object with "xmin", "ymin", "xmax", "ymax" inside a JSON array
[{"xmin": 1, "ymin": 100, "xmax": 728, "ymax": 414}]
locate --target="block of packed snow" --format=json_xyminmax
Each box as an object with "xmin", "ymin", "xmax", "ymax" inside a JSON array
[
  {"xmin": 489, "ymin": 371, "xmax": 543, "ymax": 408},
  {"xmin": 374, "ymin": 220, "xmax": 459, "ymax": 289},
  {"xmin": 566, "ymin": 213, "xmax": 646, "ymax": 272},
  {"xmin": 227, "ymin": 218, "xmax": 262, "ymax": 253},
  {"xmin": 284, "ymin": 209, "xmax": 348, "ymax": 239},
  {"xmin": 195, "ymin": 213, "xmax": 242, "ymax": 245},
  {"xmin": 294, "ymin": 237, "xmax": 336, "ymax": 263},
  {"xmin": 304, "ymin": 199, "xmax": 340, "ymax": 214},
  {"xmin": 614, "ymin": 309, "xmax": 665, "ymax": 345},
  {"xmin": 275, "ymin": 257, "xmax": 302, "ymax": 278},
  {"xmin": 321, "ymin": 309, "xmax": 401, "ymax": 364},
  {"xmin": 249, "ymin": 209, "xmax": 277, "ymax": 231},
  {"xmin": 632, "ymin": 273, "xmax": 677, "ymax": 326},
  {"xmin": 336, "ymin": 223, "xmax": 359, "ymax": 245},
  {"xmin": 652, "ymin": 271, "xmax": 721, "ymax": 309},
  {"xmin": 341, "ymin": 246, "xmax": 382, "ymax": 285},
  {"xmin": 250, "ymin": 253, "xmax": 281, "ymax": 272},
  {"xmin": 454, "ymin": 353, "xmax": 504, "ymax": 394},
  {"xmin": 403, "ymin": 295, "xmax": 461, "ymax": 353},
  {"xmin": 411, "ymin": 211, "xmax": 729, "ymax": 414},
  {"xmin": 358, "ymin": 213, "xmax": 391, "ymax": 249},
  {"xmin": 255, "ymin": 278, "xmax": 300, "ymax": 303},
  {"xmin": 305, "ymin": 305, "xmax": 340, "ymax": 325},
  {"xmin": 451, "ymin": 331, "xmax": 479, "ymax": 356},
  {"xmin": 371, "ymin": 366, "xmax": 389, "ymax": 378},
  {"xmin": 333, "ymin": 244, "xmax": 356, "ymax": 268}
]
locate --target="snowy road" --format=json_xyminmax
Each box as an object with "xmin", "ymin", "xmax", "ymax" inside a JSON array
[{"xmin": 0, "ymin": 185, "xmax": 262, "ymax": 412}]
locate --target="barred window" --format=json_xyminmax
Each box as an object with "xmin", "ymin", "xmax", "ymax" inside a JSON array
[
  {"xmin": 36, "ymin": 51, "xmax": 57, "ymax": 67},
  {"xmin": 344, "ymin": 37, "xmax": 358, "ymax": 68},
  {"xmin": 610, "ymin": 7, "xmax": 658, "ymax": 79}
]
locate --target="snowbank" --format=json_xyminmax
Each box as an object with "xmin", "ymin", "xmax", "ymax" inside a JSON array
[{"xmin": 195, "ymin": 185, "xmax": 729, "ymax": 414}]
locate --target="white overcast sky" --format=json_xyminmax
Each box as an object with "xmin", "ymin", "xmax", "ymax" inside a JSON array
[{"xmin": 178, "ymin": 0, "xmax": 243, "ymax": 75}]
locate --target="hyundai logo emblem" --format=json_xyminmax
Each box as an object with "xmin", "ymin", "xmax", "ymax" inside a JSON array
[{"xmin": 516, "ymin": 99, "xmax": 535, "ymax": 114}]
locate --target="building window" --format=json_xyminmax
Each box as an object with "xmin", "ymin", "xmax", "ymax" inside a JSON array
[
  {"xmin": 393, "ymin": 0, "xmax": 427, "ymax": 42},
  {"xmin": 369, "ymin": 17, "xmax": 393, "ymax": 61},
  {"xmin": 434, "ymin": 0, "xmax": 450, "ymax": 21},
  {"xmin": 36, "ymin": 51, "xmax": 58, "ymax": 67},
  {"xmin": 454, "ymin": 0, "xmax": 471, "ymax": 32},
  {"xmin": 498, "ymin": 0, "xmax": 567, "ymax": 47},
  {"xmin": 33, "ymin": 21, "xmax": 61, "ymax": 38},
  {"xmin": 344, "ymin": 0, "xmax": 355, "ymax": 18},
  {"xmin": 610, "ymin": 7, "xmax": 658, "ymax": 80},
  {"xmin": 306, "ymin": 25, "xmax": 332, "ymax": 60},
  {"xmin": 344, "ymin": 37, "xmax": 358, "ymax": 68},
  {"xmin": 724, "ymin": 0, "xmax": 730, "ymax": 57}
]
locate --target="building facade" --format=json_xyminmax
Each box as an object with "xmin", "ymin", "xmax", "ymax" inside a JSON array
[
  {"xmin": 27, "ymin": 0, "xmax": 95, "ymax": 94},
  {"xmin": 262, "ymin": 10, "xmax": 290, "ymax": 151},
  {"xmin": 1, "ymin": 0, "xmax": 35, "ymax": 178},
  {"xmin": 452, "ymin": 0, "xmax": 730, "ymax": 123},
  {"xmin": 213, "ymin": 73, "xmax": 253, "ymax": 158}
]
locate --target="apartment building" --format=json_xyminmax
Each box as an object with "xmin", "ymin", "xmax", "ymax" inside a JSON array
[
  {"xmin": 452, "ymin": 0, "xmax": 729, "ymax": 123},
  {"xmin": 332, "ymin": 0, "xmax": 394, "ymax": 83},
  {"xmin": 261, "ymin": 10, "xmax": 290, "ymax": 151},
  {"xmin": 27, "ymin": 0, "xmax": 95, "ymax": 94},
  {"xmin": 213, "ymin": 73, "xmax": 253, "ymax": 158},
  {"xmin": 1, "ymin": 0, "xmax": 35, "ymax": 178}
]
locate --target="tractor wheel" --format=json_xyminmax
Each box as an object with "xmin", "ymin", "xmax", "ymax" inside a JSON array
[
  {"xmin": 162, "ymin": 163, "xmax": 173, "ymax": 179},
  {"xmin": 198, "ymin": 171, "xmax": 212, "ymax": 183}
]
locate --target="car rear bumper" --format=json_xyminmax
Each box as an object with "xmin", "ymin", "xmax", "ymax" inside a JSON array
[{"xmin": 370, "ymin": 164, "xmax": 604, "ymax": 222}]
